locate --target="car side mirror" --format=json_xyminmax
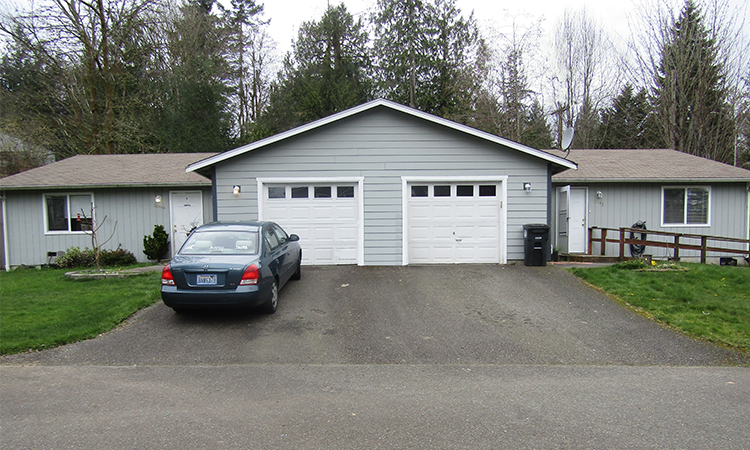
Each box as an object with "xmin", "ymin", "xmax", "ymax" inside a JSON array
[{"xmin": 289, "ymin": 234, "xmax": 300, "ymax": 242}]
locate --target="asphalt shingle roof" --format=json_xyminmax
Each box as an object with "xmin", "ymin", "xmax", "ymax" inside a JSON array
[
  {"xmin": 0, "ymin": 153, "xmax": 215, "ymax": 190},
  {"xmin": 550, "ymin": 149, "xmax": 750, "ymax": 182}
]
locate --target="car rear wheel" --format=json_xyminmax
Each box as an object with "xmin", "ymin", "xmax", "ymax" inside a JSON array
[{"xmin": 263, "ymin": 280, "xmax": 278, "ymax": 314}]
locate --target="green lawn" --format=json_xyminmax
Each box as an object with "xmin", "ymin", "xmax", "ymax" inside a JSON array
[
  {"xmin": 0, "ymin": 267, "xmax": 161, "ymax": 354},
  {"xmin": 569, "ymin": 261, "xmax": 750, "ymax": 352}
]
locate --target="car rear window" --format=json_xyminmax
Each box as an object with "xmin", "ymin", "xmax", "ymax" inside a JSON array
[{"xmin": 180, "ymin": 231, "xmax": 260, "ymax": 255}]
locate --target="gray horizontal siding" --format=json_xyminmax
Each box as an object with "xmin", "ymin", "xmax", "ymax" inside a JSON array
[
  {"xmin": 552, "ymin": 182, "xmax": 749, "ymax": 260},
  {"xmin": 214, "ymin": 108, "xmax": 552, "ymax": 264},
  {"xmin": 3, "ymin": 187, "xmax": 212, "ymax": 268}
]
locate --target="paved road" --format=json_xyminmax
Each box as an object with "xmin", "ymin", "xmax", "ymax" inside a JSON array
[{"xmin": 2, "ymin": 265, "xmax": 749, "ymax": 449}]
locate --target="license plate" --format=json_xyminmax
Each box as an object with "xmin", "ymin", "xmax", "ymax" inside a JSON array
[{"xmin": 196, "ymin": 274, "xmax": 217, "ymax": 285}]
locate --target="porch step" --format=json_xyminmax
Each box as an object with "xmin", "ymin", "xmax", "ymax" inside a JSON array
[{"xmin": 560, "ymin": 254, "xmax": 623, "ymax": 263}]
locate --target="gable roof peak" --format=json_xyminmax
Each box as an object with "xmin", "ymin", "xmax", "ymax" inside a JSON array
[{"xmin": 186, "ymin": 99, "xmax": 577, "ymax": 173}]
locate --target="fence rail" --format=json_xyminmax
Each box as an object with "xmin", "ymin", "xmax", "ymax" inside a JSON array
[{"xmin": 588, "ymin": 227, "xmax": 750, "ymax": 263}]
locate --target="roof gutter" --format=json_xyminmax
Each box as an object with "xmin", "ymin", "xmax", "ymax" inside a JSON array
[
  {"xmin": 0, "ymin": 182, "xmax": 211, "ymax": 191},
  {"xmin": 553, "ymin": 178, "xmax": 750, "ymax": 183}
]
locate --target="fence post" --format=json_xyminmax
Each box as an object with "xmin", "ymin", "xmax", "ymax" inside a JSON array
[
  {"xmin": 673, "ymin": 235, "xmax": 680, "ymax": 261},
  {"xmin": 701, "ymin": 236, "xmax": 708, "ymax": 264},
  {"xmin": 601, "ymin": 229, "xmax": 608, "ymax": 256},
  {"xmin": 619, "ymin": 228, "xmax": 625, "ymax": 261},
  {"xmin": 588, "ymin": 227, "xmax": 593, "ymax": 255}
]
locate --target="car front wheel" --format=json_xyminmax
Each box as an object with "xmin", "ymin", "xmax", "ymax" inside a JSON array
[
  {"xmin": 263, "ymin": 280, "xmax": 278, "ymax": 314},
  {"xmin": 292, "ymin": 258, "xmax": 301, "ymax": 280}
]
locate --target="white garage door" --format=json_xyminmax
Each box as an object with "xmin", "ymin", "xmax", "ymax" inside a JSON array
[
  {"xmin": 407, "ymin": 182, "xmax": 502, "ymax": 264},
  {"xmin": 262, "ymin": 183, "xmax": 360, "ymax": 265}
]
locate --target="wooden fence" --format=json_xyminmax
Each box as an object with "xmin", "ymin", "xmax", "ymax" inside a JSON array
[{"xmin": 588, "ymin": 227, "xmax": 750, "ymax": 263}]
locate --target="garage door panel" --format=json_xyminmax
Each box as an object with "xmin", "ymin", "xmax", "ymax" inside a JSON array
[
  {"xmin": 263, "ymin": 183, "xmax": 360, "ymax": 265},
  {"xmin": 407, "ymin": 182, "xmax": 501, "ymax": 264}
]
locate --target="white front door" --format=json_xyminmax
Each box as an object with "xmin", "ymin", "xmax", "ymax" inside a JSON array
[
  {"xmin": 556, "ymin": 187, "xmax": 570, "ymax": 254},
  {"xmin": 406, "ymin": 181, "xmax": 504, "ymax": 264},
  {"xmin": 568, "ymin": 187, "xmax": 588, "ymax": 253},
  {"xmin": 170, "ymin": 191, "xmax": 204, "ymax": 255}
]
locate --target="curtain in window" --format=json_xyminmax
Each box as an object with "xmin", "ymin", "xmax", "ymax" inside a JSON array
[{"xmin": 686, "ymin": 188, "xmax": 708, "ymax": 224}]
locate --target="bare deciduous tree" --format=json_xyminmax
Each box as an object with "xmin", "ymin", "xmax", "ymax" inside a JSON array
[{"xmin": 553, "ymin": 7, "xmax": 618, "ymax": 149}]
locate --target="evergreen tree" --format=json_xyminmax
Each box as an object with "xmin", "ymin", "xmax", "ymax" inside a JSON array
[
  {"xmin": 372, "ymin": 0, "xmax": 479, "ymax": 119},
  {"xmin": 652, "ymin": 0, "xmax": 735, "ymax": 163},
  {"xmin": 598, "ymin": 84, "xmax": 661, "ymax": 149},
  {"xmin": 256, "ymin": 3, "xmax": 371, "ymax": 137},
  {"xmin": 160, "ymin": 0, "xmax": 233, "ymax": 153}
]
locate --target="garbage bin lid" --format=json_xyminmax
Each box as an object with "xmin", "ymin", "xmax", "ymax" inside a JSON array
[{"xmin": 523, "ymin": 223, "xmax": 550, "ymax": 230}]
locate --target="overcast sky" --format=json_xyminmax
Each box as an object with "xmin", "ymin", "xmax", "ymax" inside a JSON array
[{"xmin": 261, "ymin": 0, "xmax": 748, "ymax": 56}]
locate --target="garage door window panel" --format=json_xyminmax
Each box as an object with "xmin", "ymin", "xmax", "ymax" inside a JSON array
[
  {"xmin": 268, "ymin": 187, "xmax": 286, "ymax": 199},
  {"xmin": 434, "ymin": 185, "xmax": 451, "ymax": 197},
  {"xmin": 315, "ymin": 186, "xmax": 331, "ymax": 198},
  {"xmin": 479, "ymin": 185, "xmax": 496, "ymax": 197},
  {"xmin": 457, "ymin": 185, "xmax": 474, "ymax": 197},
  {"xmin": 411, "ymin": 185, "xmax": 428, "ymax": 197},
  {"xmin": 337, "ymin": 186, "xmax": 354, "ymax": 198},
  {"xmin": 292, "ymin": 187, "xmax": 309, "ymax": 198}
]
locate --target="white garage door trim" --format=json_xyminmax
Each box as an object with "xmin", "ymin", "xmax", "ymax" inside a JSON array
[
  {"xmin": 257, "ymin": 177, "xmax": 364, "ymax": 266},
  {"xmin": 402, "ymin": 176, "xmax": 508, "ymax": 265}
]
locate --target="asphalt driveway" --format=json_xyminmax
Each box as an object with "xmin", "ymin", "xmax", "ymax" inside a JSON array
[
  {"xmin": 3, "ymin": 264, "xmax": 747, "ymax": 367},
  {"xmin": 4, "ymin": 265, "xmax": 750, "ymax": 449}
]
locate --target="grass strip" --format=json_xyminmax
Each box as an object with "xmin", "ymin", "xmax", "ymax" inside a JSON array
[
  {"xmin": 1, "ymin": 267, "xmax": 161, "ymax": 354},
  {"xmin": 569, "ymin": 261, "xmax": 750, "ymax": 352}
]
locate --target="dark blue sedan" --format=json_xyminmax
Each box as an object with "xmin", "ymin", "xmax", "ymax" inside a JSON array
[{"xmin": 161, "ymin": 221, "xmax": 301, "ymax": 313}]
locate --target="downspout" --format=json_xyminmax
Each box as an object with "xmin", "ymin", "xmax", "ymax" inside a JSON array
[
  {"xmin": 547, "ymin": 164, "xmax": 553, "ymax": 226},
  {"xmin": 2, "ymin": 191, "xmax": 9, "ymax": 271},
  {"xmin": 211, "ymin": 167, "xmax": 218, "ymax": 221}
]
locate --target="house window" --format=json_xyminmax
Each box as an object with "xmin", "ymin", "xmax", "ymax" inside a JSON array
[
  {"xmin": 44, "ymin": 193, "xmax": 94, "ymax": 233},
  {"xmin": 662, "ymin": 187, "xmax": 710, "ymax": 226}
]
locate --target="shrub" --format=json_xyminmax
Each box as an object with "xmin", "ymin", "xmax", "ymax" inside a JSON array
[
  {"xmin": 143, "ymin": 224, "xmax": 170, "ymax": 261},
  {"xmin": 99, "ymin": 248, "xmax": 137, "ymax": 267},
  {"xmin": 53, "ymin": 246, "xmax": 137, "ymax": 268},
  {"xmin": 54, "ymin": 247, "xmax": 96, "ymax": 269}
]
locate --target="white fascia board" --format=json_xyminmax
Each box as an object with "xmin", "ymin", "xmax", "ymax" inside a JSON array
[{"xmin": 186, "ymin": 99, "xmax": 578, "ymax": 173}]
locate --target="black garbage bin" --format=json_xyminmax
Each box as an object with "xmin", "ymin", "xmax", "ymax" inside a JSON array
[{"xmin": 523, "ymin": 224, "xmax": 550, "ymax": 266}]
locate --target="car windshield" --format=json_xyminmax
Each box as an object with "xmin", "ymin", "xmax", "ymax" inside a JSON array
[{"xmin": 180, "ymin": 230, "xmax": 259, "ymax": 255}]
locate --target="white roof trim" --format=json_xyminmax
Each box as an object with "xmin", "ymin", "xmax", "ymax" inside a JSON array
[{"xmin": 186, "ymin": 99, "xmax": 577, "ymax": 173}]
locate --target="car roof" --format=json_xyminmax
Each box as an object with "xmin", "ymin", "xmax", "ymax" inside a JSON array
[{"xmin": 193, "ymin": 221, "xmax": 270, "ymax": 232}]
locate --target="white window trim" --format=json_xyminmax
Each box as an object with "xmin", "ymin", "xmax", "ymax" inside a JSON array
[
  {"xmin": 42, "ymin": 192, "xmax": 96, "ymax": 234},
  {"xmin": 401, "ymin": 176, "xmax": 508, "ymax": 265},
  {"xmin": 660, "ymin": 185, "xmax": 711, "ymax": 227},
  {"xmin": 256, "ymin": 177, "xmax": 365, "ymax": 266}
]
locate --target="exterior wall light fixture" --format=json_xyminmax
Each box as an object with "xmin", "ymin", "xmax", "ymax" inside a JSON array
[
  {"xmin": 523, "ymin": 182, "xmax": 532, "ymax": 192},
  {"xmin": 233, "ymin": 185, "xmax": 241, "ymax": 195}
]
